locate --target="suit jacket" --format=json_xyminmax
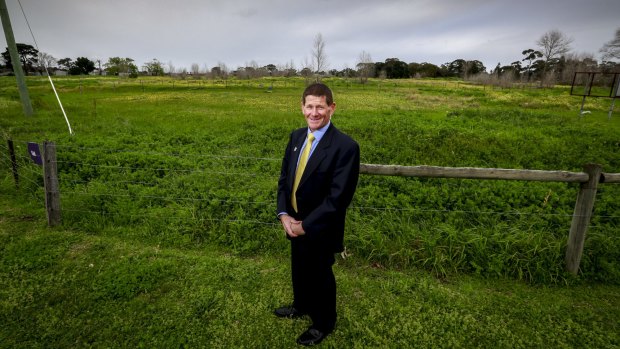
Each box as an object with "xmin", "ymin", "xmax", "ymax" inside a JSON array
[{"xmin": 277, "ymin": 123, "xmax": 360, "ymax": 253}]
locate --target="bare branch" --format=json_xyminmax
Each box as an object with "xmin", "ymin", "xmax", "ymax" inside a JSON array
[
  {"xmin": 312, "ymin": 33, "xmax": 328, "ymax": 74},
  {"xmin": 536, "ymin": 29, "xmax": 574, "ymax": 62}
]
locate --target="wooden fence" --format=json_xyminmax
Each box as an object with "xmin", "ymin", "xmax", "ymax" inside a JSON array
[
  {"xmin": 360, "ymin": 163, "xmax": 619, "ymax": 275},
  {"xmin": 6, "ymin": 140, "xmax": 619, "ymax": 276}
]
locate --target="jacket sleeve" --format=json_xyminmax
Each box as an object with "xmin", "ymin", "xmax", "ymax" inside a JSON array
[
  {"xmin": 301, "ymin": 139, "xmax": 360, "ymax": 237},
  {"xmin": 276, "ymin": 132, "xmax": 294, "ymax": 215}
]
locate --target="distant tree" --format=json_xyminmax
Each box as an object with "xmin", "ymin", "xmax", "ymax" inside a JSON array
[
  {"xmin": 311, "ymin": 33, "xmax": 328, "ymax": 74},
  {"xmin": 557, "ymin": 52, "xmax": 599, "ymax": 84},
  {"xmin": 446, "ymin": 59, "xmax": 485, "ymax": 78},
  {"xmin": 419, "ymin": 62, "xmax": 441, "ymax": 77},
  {"xmin": 356, "ymin": 50, "xmax": 374, "ymax": 84},
  {"xmin": 510, "ymin": 61, "xmax": 523, "ymax": 73},
  {"xmin": 600, "ymin": 28, "xmax": 620, "ymax": 62},
  {"xmin": 492, "ymin": 63, "xmax": 501, "ymax": 77},
  {"xmin": 68, "ymin": 57, "xmax": 95, "ymax": 75},
  {"xmin": 36, "ymin": 52, "xmax": 57, "ymax": 74},
  {"xmin": 300, "ymin": 56, "xmax": 314, "ymax": 81},
  {"xmin": 191, "ymin": 63, "xmax": 200, "ymax": 76},
  {"xmin": 281, "ymin": 60, "xmax": 297, "ymax": 77},
  {"xmin": 300, "ymin": 67, "xmax": 313, "ymax": 79},
  {"xmin": 536, "ymin": 29, "xmax": 573, "ymax": 82},
  {"xmin": 374, "ymin": 61, "xmax": 384, "ymax": 78},
  {"xmin": 338, "ymin": 67, "xmax": 357, "ymax": 78},
  {"xmin": 446, "ymin": 59, "xmax": 466, "ymax": 77},
  {"xmin": 467, "ymin": 60, "xmax": 486, "ymax": 75},
  {"xmin": 408, "ymin": 62, "xmax": 421, "ymax": 77},
  {"xmin": 500, "ymin": 62, "xmax": 522, "ymax": 79},
  {"xmin": 521, "ymin": 49, "xmax": 543, "ymax": 80},
  {"xmin": 537, "ymin": 30, "xmax": 573, "ymax": 62},
  {"xmin": 530, "ymin": 60, "xmax": 546, "ymax": 77},
  {"xmin": 1, "ymin": 43, "xmax": 39, "ymax": 74},
  {"xmin": 144, "ymin": 59, "xmax": 165, "ymax": 76},
  {"xmin": 218, "ymin": 62, "xmax": 229, "ymax": 79},
  {"xmin": 178, "ymin": 67, "xmax": 188, "ymax": 79},
  {"xmin": 264, "ymin": 64, "xmax": 277, "ymax": 75},
  {"xmin": 599, "ymin": 60, "xmax": 620, "ymax": 73},
  {"xmin": 105, "ymin": 57, "xmax": 138, "ymax": 77},
  {"xmin": 211, "ymin": 62, "xmax": 229, "ymax": 79},
  {"xmin": 95, "ymin": 59, "xmax": 102, "ymax": 75},
  {"xmin": 57, "ymin": 57, "xmax": 72, "ymax": 70},
  {"xmin": 243, "ymin": 60, "xmax": 260, "ymax": 78},
  {"xmin": 381, "ymin": 58, "xmax": 409, "ymax": 79},
  {"xmin": 167, "ymin": 61, "xmax": 176, "ymax": 75}
]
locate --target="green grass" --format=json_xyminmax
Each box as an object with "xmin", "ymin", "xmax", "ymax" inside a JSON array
[
  {"xmin": 0, "ymin": 75, "xmax": 619, "ymax": 347},
  {"xmin": 0, "ymin": 194, "xmax": 618, "ymax": 348},
  {"xmin": 1, "ymin": 76, "xmax": 619, "ymax": 284}
]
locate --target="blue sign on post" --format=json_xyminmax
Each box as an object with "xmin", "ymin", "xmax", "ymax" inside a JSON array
[{"xmin": 28, "ymin": 142, "xmax": 42, "ymax": 165}]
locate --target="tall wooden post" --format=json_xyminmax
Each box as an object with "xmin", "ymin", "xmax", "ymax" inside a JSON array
[
  {"xmin": 565, "ymin": 164, "xmax": 602, "ymax": 275},
  {"xmin": 43, "ymin": 141, "xmax": 61, "ymax": 226},
  {"xmin": 0, "ymin": 0, "xmax": 33, "ymax": 116}
]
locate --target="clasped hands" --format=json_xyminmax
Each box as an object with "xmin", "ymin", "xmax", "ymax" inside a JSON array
[{"xmin": 279, "ymin": 214, "xmax": 305, "ymax": 238}]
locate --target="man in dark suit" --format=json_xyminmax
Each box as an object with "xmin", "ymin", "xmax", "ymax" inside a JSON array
[{"xmin": 275, "ymin": 83, "xmax": 360, "ymax": 346}]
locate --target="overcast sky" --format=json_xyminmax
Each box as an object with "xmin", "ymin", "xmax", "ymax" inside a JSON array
[{"xmin": 1, "ymin": 0, "xmax": 619, "ymax": 72}]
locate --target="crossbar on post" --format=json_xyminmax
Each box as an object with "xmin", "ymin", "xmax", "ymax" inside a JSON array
[
  {"xmin": 601, "ymin": 172, "xmax": 620, "ymax": 183},
  {"xmin": 360, "ymin": 164, "xmax": 589, "ymax": 182},
  {"xmin": 43, "ymin": 141, "xmax": 61, "ymax": 226}
]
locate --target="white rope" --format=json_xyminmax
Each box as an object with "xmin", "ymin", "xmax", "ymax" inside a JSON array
[{"xmin": 17, "ymin": 0, "xmax": 73, "ymax": 135}]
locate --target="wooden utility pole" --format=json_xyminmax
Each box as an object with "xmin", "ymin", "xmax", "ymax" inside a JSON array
[{"xmin": 0, "ymin": 0, "xmax": 33, "ymax": 116}]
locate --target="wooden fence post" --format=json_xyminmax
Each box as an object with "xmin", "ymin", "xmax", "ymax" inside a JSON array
[
  {"xmin": 8, "ymin": 139, "xmax": 18, "ymax": 188},
  {"xmin": 43, "ymin": 141, "xmax": 61, "ymax": 226},
  {"xmin": 565, "ymin": 163, "xmax": 602, "ymax": 275}
]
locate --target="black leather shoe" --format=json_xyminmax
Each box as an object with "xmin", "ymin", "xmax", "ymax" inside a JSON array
[
  {"xmin": 296, "ymin": 328, "xmax": 329, "ymax": 346},
  {"xmin": 274, "ymin": 306, "xmax": 306, "ymax": 318}
]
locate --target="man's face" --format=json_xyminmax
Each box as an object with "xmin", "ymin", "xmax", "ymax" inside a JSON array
[{"xmin": 302, "ymin": 95, "xmax": 336, "ymax": 132}]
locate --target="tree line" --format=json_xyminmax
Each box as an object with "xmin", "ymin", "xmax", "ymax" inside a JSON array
[{"xmin": 1, "ymin": 28, "xmax": 619, "ymax": 86}]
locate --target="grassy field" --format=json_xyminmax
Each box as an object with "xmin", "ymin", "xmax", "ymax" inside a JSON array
[
  {"xmin": 1, "ymin": 194, "xmax": 619, "ymax": 348},
  {"xmin": 1, "ymin": 76, "xmax": 619, "ymax": 347}
]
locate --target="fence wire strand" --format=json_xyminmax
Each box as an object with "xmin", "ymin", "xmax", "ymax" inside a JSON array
[{"xmin": 3, "ymin": 138, "xmax": 619, "ymax": 228}]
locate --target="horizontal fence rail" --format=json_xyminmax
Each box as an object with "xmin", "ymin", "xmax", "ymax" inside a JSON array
[
  {"xmin": 360, "ymin": 164, "xmax": 591, "ymax": 183},
  {"xmin": 601, "ymin": 172, "xmax": 620, "ymax": 183}
]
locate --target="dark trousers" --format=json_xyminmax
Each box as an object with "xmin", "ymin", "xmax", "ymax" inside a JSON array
[{"xmin": 291, "ymin": 239, "xmax": 337, "ymax": 333}]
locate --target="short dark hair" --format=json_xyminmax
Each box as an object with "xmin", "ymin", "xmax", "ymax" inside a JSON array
[{"xmin": 302, "ymin": 83, "xmax": 334, "ymax": 105}]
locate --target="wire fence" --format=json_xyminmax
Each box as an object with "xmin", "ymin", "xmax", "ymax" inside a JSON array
[
  {"xmin": 3, "ymin": 138, "xmax": 618, "ymax": 227},
  {"xmin": 3, "ymin": 137, "xmax": 620, "ymax": 280}
]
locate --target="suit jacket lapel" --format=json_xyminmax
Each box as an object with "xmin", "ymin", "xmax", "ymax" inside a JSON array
[
  {"xmin": 288, "ymin": 130, "xmax": 307, "ymax": 189},
  {"xmin": 298, "ymin": 125, "xmax": 336, "ymax": 188}
]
